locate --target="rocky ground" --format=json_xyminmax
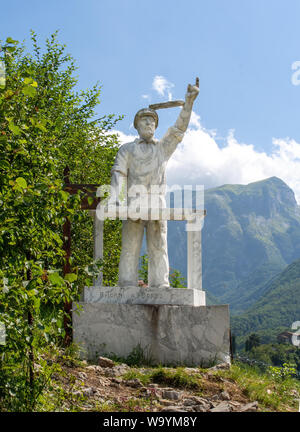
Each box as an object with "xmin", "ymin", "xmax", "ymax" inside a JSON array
[{"xmin": 48, "ymin": 357, "xmax": 265, "ymax": 412}]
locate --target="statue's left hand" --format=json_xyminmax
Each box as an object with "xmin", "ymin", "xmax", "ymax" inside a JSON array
[{"xmin": 185, "ymin": 77, "xmax": 200, "ymax": 103}]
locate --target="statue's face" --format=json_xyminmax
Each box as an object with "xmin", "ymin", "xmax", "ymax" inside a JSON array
[{"xmin": 137, "ymin": 115, "xmax": 156, "ymax": 142}]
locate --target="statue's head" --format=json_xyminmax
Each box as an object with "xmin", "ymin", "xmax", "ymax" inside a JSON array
[{"xmin": 134, "ymin": 108, "xmax": 158, "ymax": 142}]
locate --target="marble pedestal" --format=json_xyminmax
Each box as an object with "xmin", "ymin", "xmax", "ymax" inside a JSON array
[
  {"xmin": 72, "ymin": 303, "xmax": 230, "ymax": 367},
  {"xmin": 73, "ymin": 207, "xmax": 230, "ymax": 366}
]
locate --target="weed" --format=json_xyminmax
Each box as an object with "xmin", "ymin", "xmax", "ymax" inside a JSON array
[
  {"xmin": 122, "ymin": 369, "xmax": 152, "ymax": 386},
  {"xmin": 150, "ymin": 367, "xmax": 202, "ymax": 390},
  {"xmin": 104, "ymin": 343, "xmax": 154, "ymax": 367},
  {"xmin": 268, "ymin": 363, "xmax": 298, "ymax": 381},
  {"xmin": 216, "ymin": 362, "xmax": 300, "ymax": 412}
]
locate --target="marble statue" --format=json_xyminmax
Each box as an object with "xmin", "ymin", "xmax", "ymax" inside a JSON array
[
  {"xmin": 109, "ymin": 79, "xmax": 199, "ymax": 289},
  {"xmin": 74, "ymin": 80, "xmax": 231, "ymax": 367}
]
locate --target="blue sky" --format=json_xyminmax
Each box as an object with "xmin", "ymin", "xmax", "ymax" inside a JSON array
[{"xmin": 2, "ymin": 0, "xmax": 300, "ymax": 199}]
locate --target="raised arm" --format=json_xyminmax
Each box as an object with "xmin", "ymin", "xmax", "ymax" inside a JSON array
[
  {"xmin": 174, "ymin": 77, "xmax": 200, "ymax": 133},
  {"xmin": 160, "ymin": 78, "xmax": 200, "ymax": 159}
]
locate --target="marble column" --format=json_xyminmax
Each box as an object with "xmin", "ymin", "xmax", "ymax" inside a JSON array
[
  {"xmin": 90, "ymin": 210, "xmax": 103, "ymax": 286},
  {"xmin": 186, "ymin": 214, "xmax": 204, "ymax": 291}
]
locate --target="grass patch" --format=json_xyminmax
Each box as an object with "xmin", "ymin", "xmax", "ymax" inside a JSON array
[
  {"xmin": 104, "ymin": 343, "xmax": 154, "ymax": 367},
  {"xmin": 216, "ymin": 362, "xmax": 300, "ymax": 412},
  {"xmin": 150, "ymin": 367, "xmax": 202, "ymax": 390},
  {"xmin": 122, "ymin": 369, "xmax": 153, "ymax": 386}
]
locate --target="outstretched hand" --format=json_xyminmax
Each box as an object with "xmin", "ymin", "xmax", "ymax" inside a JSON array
[{"xmin": 185, "ymin": 77, "xmax": 200, "ymax": 103}]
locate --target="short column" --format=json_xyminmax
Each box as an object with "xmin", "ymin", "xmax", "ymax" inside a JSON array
[
  {"xmin": 186, "ymin": 215, "xmax": 204, "ymax": 291},
  {"xmin": 90, "ymin": 210, "xmax": 104, "ymax": 286}
]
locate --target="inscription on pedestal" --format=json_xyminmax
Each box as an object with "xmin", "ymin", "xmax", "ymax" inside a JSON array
[{"xmin": 83, "ymin": 286, "xmax": 206, "ymax": 306}]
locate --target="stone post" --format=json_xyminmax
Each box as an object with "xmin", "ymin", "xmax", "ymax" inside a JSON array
[
  {"xmin": 186, "ymin": 213, "xmax": 204, "ymax": 291},
  {"xmin": 90, "ymin": 210, "xmax": 103, "ymax": 286}
]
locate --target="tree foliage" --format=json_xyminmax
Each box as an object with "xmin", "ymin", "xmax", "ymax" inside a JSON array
[
  {"xmin": 169, "ymin": 269, "xmax": 186, "ymax": 288},
  {"xmin": 245, "ymin": 333, "xmax": 261, "ymax": 352},
  {"xmin": 247, "ymin": 342, "xmax": 300, "ymax": 371},
  {"xmin": 138, "ymin": 254, "xmax": 187, "ymax": 288},
  {"xmin": 0, "ymin": 32, "xmax": 121, "ymax": 410}
]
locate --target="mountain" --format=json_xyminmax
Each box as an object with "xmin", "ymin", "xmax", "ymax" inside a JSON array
[
  {"xmin": 167, "ymin": 177, "xmax": 300, "ymax": 312},
  {"xmin": 231, "ymin": 258, "xmax": 300, "ymax": 346}
]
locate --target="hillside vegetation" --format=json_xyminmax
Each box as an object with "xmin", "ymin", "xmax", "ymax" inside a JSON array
[{"xmin": 231, "ymin": 258, "xmax": 300, "ymax": 346}]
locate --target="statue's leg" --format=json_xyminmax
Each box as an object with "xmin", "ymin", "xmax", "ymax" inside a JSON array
[
  {"xmin": 146, "ymin": 220, "xmax": 170, "ymax": 288},
  {"xmin": 118, "ymin": 219, "xmax": 145, "ymax": 287}
]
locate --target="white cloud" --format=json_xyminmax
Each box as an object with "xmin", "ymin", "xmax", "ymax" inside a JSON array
[
  {"xmin": 114, "ymin": 130, "xmax": 137, "ymax": 145},
  {"xmin": 113, "ymin": 117, "xmax": 300, "ymax": 204},
  {"xmin": 166, "ymin": 121, "xmax": 300, "ymax": 204},
  {"xmin": 189, "ymin": 111, "xmax": 201, "ymax": 129},
  {"xmin": 152, "ymin": 75, "xmax": 174, "ymax": 101}
]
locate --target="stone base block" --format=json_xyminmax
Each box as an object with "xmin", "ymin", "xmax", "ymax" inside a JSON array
[
  {"xmin": 83, "ymin": 286, "xmax": 206, "ymax": 306},
  {"xmin": 73, "ymin": 303, "xmax": 230, "ymax": 367}
]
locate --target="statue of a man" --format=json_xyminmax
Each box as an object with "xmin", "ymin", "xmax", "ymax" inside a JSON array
[{"xmin": 110, "ymin": 80, "xmax": 199, "ymax": 288}]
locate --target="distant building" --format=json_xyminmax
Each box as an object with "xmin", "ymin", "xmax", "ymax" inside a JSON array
[{"xmin": 277, "ymin": 331, "xmax": 294, "ymax": 344}]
